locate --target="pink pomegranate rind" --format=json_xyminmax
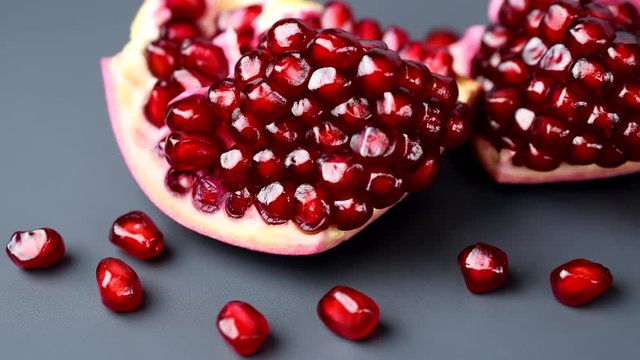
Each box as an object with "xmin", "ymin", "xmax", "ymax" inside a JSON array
[{"xmin": 465, "ymin": 0, "xmax": 640, "ymax": 183}]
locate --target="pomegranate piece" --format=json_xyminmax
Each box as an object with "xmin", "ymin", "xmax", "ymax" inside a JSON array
[
  {"xmin": 550, "ymin": 259, "xmax": 614, "ymax": 307},
  {"xmin": 7, "ymin": 228, "xmax": 65, "ymax": 270},
  {"xmin": 458, "ymin": 243, "xmax": 509, "ymax": 294},
  {"xmin": 96, "ymin": 258, "xmax": 143, "ymax": 313},
  {"xmin": 109, "ymin": 211, "xmax": 165, "ymax": 260},
  {"xmin": 165, "ymin": 0, "xmax": 205, "ymax": 21},
  {"xmin": 317, "ymin": 286, "xmax": 380, "ymax": 340},
  {"xmin": 217, "ymin": 301, "xmax": 270, "ymax": 356}
]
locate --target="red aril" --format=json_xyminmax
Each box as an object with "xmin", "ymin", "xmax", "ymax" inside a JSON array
[
  {"xmin": 96, "ymin": 257, "xmax": 144, "ymax": 313},
  {"xmin": 318, "ymin": 286, "xmax": 380, "ymax": 340},
  {"xmin": 550, "ymin": 259, "xmax": 614, "ymax": 307},
  {"xmin": 458, "ymin": 242, "xmax": 509, "ymax": 294},
  {"xmin": 217, "ymin": 301, "xmax": 270, "ymax": 356},
  {"xmin": 109, "ymin": 211, "xmax": 165, "ymax": 260},
  {"xmin": 7, "ymin": 228, "xmax": 65, "ymax": 270}
]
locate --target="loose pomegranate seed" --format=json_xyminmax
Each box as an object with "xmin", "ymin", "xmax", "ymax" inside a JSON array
[
  {"xmin": 318, "ymin": 286, "xmax": 380, "ymax": 340},
  {"xmin": 165, "ymin": 0, "xmax": 205, "ymax": 21},
  {"xmin": 550, "ymin": 259, "xmax": 613, "ymax": 307},
  {"xmin": 217, "ymin": 301, "xmax": 270, "ymax": 356},
  {"xmin": 144, "ymin": 79, "xmax": 185, "ymax": 128},
  {"xmin": 96, "ymin": 258, "xmax": 143, "ymax": 313},
  {"xmin": 7, "ymin": 228, "xmax": 65, "ymax": 270},
  {"xmin": 458, "ymin": 243, "xmax": 509, "ymax": 294},
  {"xmin": 109, "ymin": 211, "xmax": 165, "ymax": 260}
]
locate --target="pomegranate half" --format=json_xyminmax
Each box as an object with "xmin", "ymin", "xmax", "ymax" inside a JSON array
[{"xmin": 101, "ymin": 0, "xmax": 480, "ymax": 255}]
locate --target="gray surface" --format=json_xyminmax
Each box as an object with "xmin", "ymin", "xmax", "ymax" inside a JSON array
[{"xmin": 0, "ymin": 0, "xmax": 638, "ymax": 359}]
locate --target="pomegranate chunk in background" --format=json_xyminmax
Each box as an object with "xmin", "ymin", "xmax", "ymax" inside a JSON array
[
  {"xmin": 550, "ymin": 258, "xmax": 613, "ymax": 307},
  {"xmin": 217, "ymin": 301, "xmax": 270, "ymax": 356},
  {"xmin": 6, "ymin": 228, "xmax": 66, "ymax": 269},
  {"xmin": 458, "ymin": 242, "xmax": 509, "ymax": 294}
]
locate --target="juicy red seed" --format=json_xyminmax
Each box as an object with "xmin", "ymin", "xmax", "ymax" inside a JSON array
[
  {"xmin": 360, "ymin": 39, "xmax": 389, "ymax": 50},
  {"xmin": 586, "ymin": 104, "xmax": 620, "ymax": 138},
  {"xmin": 417, "ymin": 100, "xmax": 446, "ymax": 142},
  {"xmin": 161, "ymin": 21, "xmax": 201, "ymax": 42},
  {"xmin": 499, "ymin": 0, "xmax": 531, "ymax": 29},
  {"xmin": 230, "ymin": 108, "xmax": 266, "ymax": 145},
  {"xmin": 266, "ymin": 119, "xmax": 301, "ymax": 150},
  {"xmin": 597, "ymin": 144, "xmax": 627, "ymax": 168},
  {"xmin": 399, "ymin": 60, "xmax": 432, "ymax": 94},
  {"xmin": 423, "ymin": 48, "xmax": 456, "ymax": 77},
  {"xmin": 307, "ymin": 122, "xmax": 349, "ymax": 150},
  {"xmin": 294, "ymin": 184, "xmax": 332, "ymax": 232},
  {"xmin": 376, "ymin": 88, "xmax": 416, "ymax": 129},
  {"xmin": 571, "ymin": 58, "xmax": 614, "ymax": 95},
  {"xmin": 109, "ymin": 211, "xmax": 164, "ymax": 260},
  {"xmin": 144, "ymin": 79, "xmax": 185, "ymax": 128},
  {"xmin": 356, "ymin": 48, "xmax": 402, "ymax": 98},
  {"xmin": 192, "ymin": 175, "xmax": 226, "ymax": 213},
  {"xmin": 96, "ymin": 258, "xmax": 143, "ymax": 313},
  {"xmin": 331, "ymin": 97, "xmax": 372, "ymax": 131},
  {"xmin": 307, "ymin": 29, "xmax": 364, "ymax": 71},
  {"xmin": 317, "ymin": 152, "xmax": 365, "ymax": 196},
  {"xmin": 585, "ymin": 2, "xmax": 614, "ymax": 22},
  {"xmin": 531, "ymin": 115, "xmax": 572, "ymax": 157},
  {"xmin": 255, "ymin": 182, "xmax": 293, "ymax": 224},
  {"xmin": 606, "ymin": 31, "xmax": 640, "ymax": 76},
  {"xmin": 165, "ymin": 169, "xmax": 196, "ymax": 194},
  {"xmin": 308, "ymin": 67, "xmax": 353, "ymax": 105},
  {"xmin": 486, "ymin": 86, "xmax": 520, "ymax": 125},
  {"xmin": 424, "ymin": 28, "xmax": 459, "ymax": 49},
  {"xmin": 355, "ymin": 18, "xmax": 383, "ymax": 40},
  {"xmin": 318, "ymin": 286, "xmax": 380, "ymax": 340},
  {"xmin": 405, "ymin": 154, "xmax": 442, "ymax": 192},
  {"xmin": 242, "ymin": 79, "xmax": 288, "ymax": 121},
  {"xmin": 165, "ymin": 0, "xmax": 205, "ymax": 20},
  {"xmin": 566, "ymin": 17, "xmax": 615, "ymax": 57},
  {"xmin": 615, "ymin": 81, "xmax": 640, "ymax": 113},
  {"xmin": 225, "ymin": 188, "xmax": 252, "ymax": 218},
  {"xmin": 458, "ymin": 243, "xmax": 509, "ymax": 294},
  {"xmin": 166, "ymin": 92, "xmax": 216, "ymax": 133},
  {"xmin": 443, "ymin": 103, "xmax": 472, "ymax": 148},
  {"xmin": 217, "ymin": 301, "xmax": 270, "ymax": 356},
  {"xmin": 524, "ymin": 9, "xmax": 545, "ymax": 35},
  {"xmin": 608, "ymin": 3, "xmax": 640, "ymax": 29},
  {"xmin": 321, "ymin": 1, "xmax": 355, "ymax": 32},
  {"xmin": 165, "ymin": 132, "xmax": 220, "ymax": 171},
  {"xmin": 540, "ymin": 1, "xmax": 581, "ymax": 44},
  {"xmin": 253, "ymin": 149, "xmax": 285, "ymax": 184},
  {"xmin": 7, "ymin": 228, "xmax": 65, "ymax": 270},
  {"xmin": 218, "ymin": 147, "xmax": 252, "ymax": 188},
  {"xmin": 523, "ymin": 143, "xmax": 560, "ymax": 171},
  {"xmin": 546, "ymin": 84, "xmax": 589, "ymax": 122},
  {"xmin": 292, "ymin": 97, "xmax": 326, "ymax": 127},
  {"xmin": 266, "ymin": 52, "xmax": 311, "ymax": 96},
  {"xmin": 266, "ymin": 18, "xmax": 314, "ymax": 55},
  {"xmin": 146, "ymin": 40, "xmax": 180, "ymax": 80},
  {"xmin": 522, "ymin": 37, "xmax": 547, "ymax": 66},
  {"xmin": 333, "ymin": 197, "xmax": 373, "ymax": 230},
  {"xmin": 621, "ymin": 121, "xmax": 640, "ymax": 160},
  {"xmin": 568, "ymin": 134, "xmax": 602, "ymax": 165},
  {"xmin": 216, "ymin": 4, "xmax": 263, "ymax": 32},
  {"xmin": 382, "ymin": 26, "xmax": 410, "ymax": 52},
  {"xmin": 285, "ymin": 148, "xmax": 318, "ymax": 180},
  {"xmin": 181, "ymin": 40, "xmax": 229, "ymax": 81},
  {"xmin": 538, "ymin": 43, "xmax": 573, "ymax": 76},
  {"xmin": 480, "ymin": 26, "xmax": 510, "ymax": 55},
  {"xmin": 365, "ymin": 168, "xmax": 404, "ymax": 209},
  {"xmin": 399, "ymin": 41, "xmax": 426, "ymax": 62},
  {"xmin": 235, "ymin": 49, "xmax": 269, "ymax": 85},
  {"xmin": 390, "ymin": 133, "xmax": 425, "ymax": 171},
  {"xmin": 208, "ymin": 79, "xmax": 240, "ymax": 122},
  {"xmin": 350, "ymin": 126, "xmax": 392, "ymax": 160},
  {"xmin": 524, "ymin": 76, "xmax": 553, "ymax": 107},
  {"xmin": 550, "ymin": 259, "xmax": 613, "ymax": 307},
  {"xmin": 427, "ymin": 74, "xmax": 459, "ymax": 109}
]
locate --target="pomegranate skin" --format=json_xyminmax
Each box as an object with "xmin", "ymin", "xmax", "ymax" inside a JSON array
[
  {"xmin": 317, "ymin": 286, "xmax": 380, "ymax": 341},
  {"xmin": 96, "ymin": 258, "xmax": 143, "ymax": 313},
  {"xmin": 458, "ymin": 242, "xmax": 509, "ymax": 294},
  {"xmin": 550, "ymin": 258, "xmax": 613, "ymax": 307},
  {"xmin": 6, "ymin": 228, "xmax": 65, "ymax": 270},
  {"xmin": 109, "ymin": 211, "xmax": 165, "ymax": 260},
  {"xmin": 217, "ymin": 301, "xmax": 270, "ymax": 356}
]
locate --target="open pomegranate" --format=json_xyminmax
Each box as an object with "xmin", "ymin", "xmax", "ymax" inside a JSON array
[
  {"xmin": 459, "ymin": 0, "xmax": 640, "ymax": 183},
  {"xmin": 101, "ymin": 0, "xmax": 480, "ymax": 255}
]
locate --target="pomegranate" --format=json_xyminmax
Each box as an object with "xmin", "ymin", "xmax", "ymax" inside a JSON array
[
  {"xmin": 217, "ymin": 301, "xmax": 270, "ymax": 356},
  {"xmin": 459, "ymin": 0, "xmax": 640, "ymax": 183},
  {"xmin": 317, "ymin": 286, "xmax": 380, "ymax": 340},
  {"xmin": 6, "ymin": 228, "xmax": 66, "ymax": 270},
  {"xmin": 458, "ymin": 242, "xmax": 509, "ymax": 294},
  {"xmin": 109, "ymin": 211, "xmax": 165, "ymax": 260},
  {"xmin": 101, "ymin": 0, "xmax": 480, "ymax": 255},
  {"xmin": 96, "ymin": 257, "xmax": 144, "ymax": 313},
  {"xmin": 550, "ymin": 258, "xmax": 614, "ymax": 307}
]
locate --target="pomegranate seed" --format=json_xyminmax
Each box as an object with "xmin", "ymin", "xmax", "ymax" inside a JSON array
[
  {"xmin": 568, "ymin": 134, "xmax": 602, "ymax": 165},
  {"xmin": 255, "ymin": 182, "xmax": 294, "ymax": 225},
  {"xmin": 365, "ymin": 168, "xmax": 404, "ymax": 209},
  {"xmin": 294, "ymin": 184, "xmax": 332, "ymax": 232},
  {"xmin": 291, "ymin": 97, "xmax": 326, "ymax": 127},
  {"xmin": 218, "ymin": 146, "xmax": 252, "ymax": 188},
  {"xmin": 265, "ymin": 119, "xmax": 301, "ymax": 150},
  {"xmin": 161, "ymin": 21, "xmax": 200, "ymax": 42},
  {"xmin": 252, "ymin": 149, "xmax": 285, "ymax": 184},
  {"xmin": 230, "ymin": 108, "xmax": 267, "ymax": 146},
  {"xmin": 621, "ymin": 121, "xmax": 640, "ymax": 160},
  {"xmin": 350, "ymin": 126, "xmax": 392, "ymax": 161},
  {"xmin": 566, "ymin": 17, "xmax": 615, "ymax": 57},
  {"xmin": 356, "ymin": 48, "xmax": 402, "ymax": 98},
  {"xmin": 597, "ymin": 144, "xmax": 627, "ymax": 168},
  {"xmin": 217, "ymin": 301, "xmax": 270, "ymax": 356},
  {"xmin": 146, "ymin": 40, "xmax": 180, "ymax": 80},
  {"xmin": 523, "ymin": 143, "xmax": 560, "ymax": 171},
  {"xmin": 225, "ymin": 188, "xmax": 252, "ymax": 218},
  {"xmin": 234, "ymin": 49, "xmax": 269, "ymax": 85},
  {"xmin": 208, "ymin": 79, "xmax": 240, "ymax": 122},
  {"xmin": 192, "ymin": 175, "xmax": 227, "ymax": 213},
  {"xmin": 608, "ymin": 2, "xmax": 640, "ymax": 29},
  {"xmin": 424, "ymin": 28, "xmax": 459, "ymax": 49},
  {"xmin": 550, "ymin": 259, "xmax": 613, "ymax": 307},
  {"xmin": 399, "ymin": 60, "xmax": 432, "ymax": 94},
  {"xmin": 333, "ymin": 197, "xmax": 373, "ymax": 231},
  {"xmin": 355, "ymin": 18, "xmax": 382, "ymax": 40},
  {"xmin": 7, "ymin": 228, "xmax": 65, "ymax": 270},
  {"xmin": 318, "ymin": 286, "xmax": 380, "ymax": 340},
  {"xmin": 307, "ymin": 29, "xmax": 364, "ymax": 71},
  {"xmin": 417, "ymin": 100, "xmax": 446, "ymax": 142},
  {"xmin": 540, "ymin": 1, "xmax": 581, "ymax": 44},
  {"xmin": 242, "ymin": 79, "xmax": 288, "ymax": 121},
  {"xmin": 399, "ymin": 41, "xmax": 426, "ymax": 62},
  {"xmin": 96, "ymin": 258, "xmax": 143, "ymax": 313},
  {"xmin": 266, "ymin": 18, "xmax": 314, "ymax": 55},
  {"xmin": 307, "ymin": 122, "xmax": 349, "ymax": 150},
  {"xmin": 382, "ymin": 26, "xmax": 409, "ymax": 52},
  {"xmin": 166, "ymin": 92, "xmax": 216, "ymax": 133},
  {"xmin": 165, "ymin": 132, "xmax": 221, "ymax": 171},
  {"xmin": 285, "ymin": 148, "xmax": 318, "ymax": 181},
  {"xmin": 423, "ymin": 48, "xmax": 455, "ymax": 77},
  {"xmin": 405, "ymin": 155, "xmax": 442, "ymax": 192},
  {"xmin": 428, "ymin": 74, "xmax": 459, "ymax": 110},
  {"xmin": 165, "ymin": 0, "xmax": 205, "ymax": 20},
  {"xmin": 308, "ymin": 67, "xmax": 353, "ymax": 105},
  {"xmin": 331, "ymin": 97, "xmax": 372, "ymax": 131},
  {"xmin": 266, "ymin": 52, "xmax": 312, "ymax": 97},
  {"xmin": 498, "ymin": 0, "xmax": 531, "ymax": 29},
  {"xmin": 317, "ymin": 152, "xmax": 365, "ymax": 197},
  {"xmin": 165, "ymin": 169, "xmax": 196, "ymax": 194},
  {"xmin": 376, "ymin": 88, "xmax": 416, "ymax": 129},
  {"xmin": 321, "ymin": 1, "xmax": 355, "ymax": 32},
  {"xmin": 443, "ymin": 103, "xmax": 473, "ymax": 148},
  {"xmin": 144, "ymin": 79, "xmax": 185, "ymax": 127},
  {"xmin": 538, "ymin": 43, "xmax": 573, "ymax": 76},
  {"xmin": 109, "ymin": 211, "xmax": 165, "ymax": 260},
  {"xmin": 181, "ymin": 40, "xmax": 229, "ymax": 81},
  {"xmin": 458, "ymin": 243, "xmax": 509, "ymax": 294}
]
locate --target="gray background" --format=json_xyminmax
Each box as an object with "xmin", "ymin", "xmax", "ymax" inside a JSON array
[{"xmin": 1, "ymin": 0, "xmax": 638, "ymax": 359}]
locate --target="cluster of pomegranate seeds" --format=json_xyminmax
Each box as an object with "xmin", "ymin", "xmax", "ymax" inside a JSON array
[
  {"xmin": 6, "ymin": 228, "xmax": 66, "ymax": 270},
  {"xmin": 217, "ymin": 301, "xmax": 271, "ymax": 356},
  {"xmin": 109, "ymin": 211, "xmax": 165, "ymax": 260},
  {"xmin": 458, "ymin": 242, "xmax": 509, "ymax": 294},
  {"xmin": 162, "ymin": 17, "xmax": 472, "ymax": 231},
  {"xmin": 96, "ymin": 257, "xmax": 144, "ymax": 313},
  {"xmin": 317, "ymin": 286, "xmax": 380, "ymax": 340},
  {"xmin": 550, "ymin": 258, "xmax": 613, "ymax": 307},
  {"xmin": 474, "ymin": 0, "xmax": 640, "ymax": 171}
]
